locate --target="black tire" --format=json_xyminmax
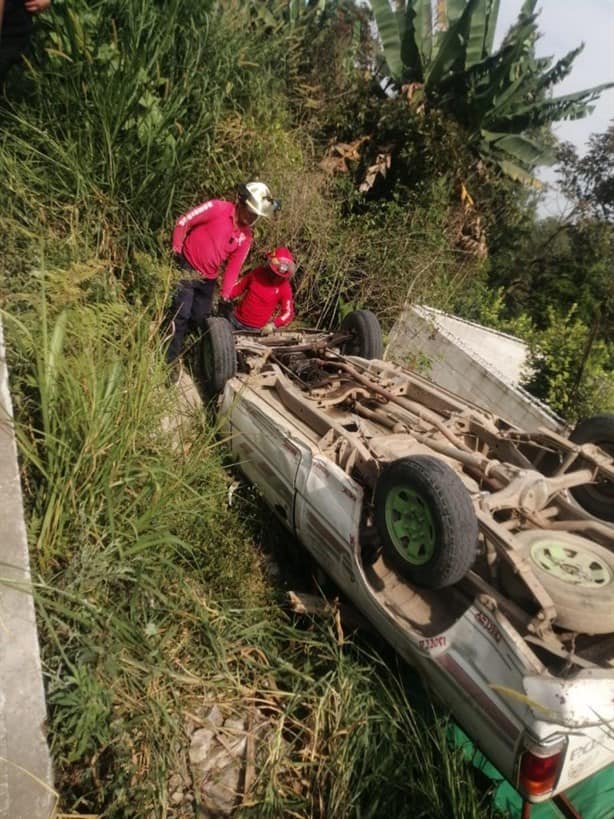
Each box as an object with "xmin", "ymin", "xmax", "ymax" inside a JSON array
[
  {"xmin": 339, "ymin": 310, "xmax": 383, "ymax": 360},
  {"xmin": 569, "ymin": 413, "xmax": 614, "ymax": 522},
  {"xmin": 200, "ymin": 317, "xmax": 237, "ymax": 397},
  {"xmin": 502, "ymin": 530, "xmax": 614, "ymax": 635},
  {"xmin": 374, "ymin": 455, "xmax": 478, "ymax": 589}
]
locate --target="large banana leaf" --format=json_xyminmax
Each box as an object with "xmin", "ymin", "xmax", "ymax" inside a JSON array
[
  {"xmin": 495, "ymin": 82, "xmax": 614, "ymax": 131},
  {"xmin": 499, "ymin": 0, "xmax": 538, "ymax": 50},
  {"xmin": 463, "ymin": 52, "xmax": 522, "ymax": 110},
  {"xmin": 424, "ymin": 0, "xmax": 481, "ymax": 91},
  {"xmin": 535, "ymin": 46, "xmax": 584, "ymax": 93},
  {"xmin": 465, "ymin": 16, "xmax": 542, "ymax": 114},
  {"xmin": 412, "ymin": 0, "xmax": 433, "ymax": 69},
  {"xmin": 483, "ymin": 0, "xmax": 499, "ymax": 54},
  {"xmin": 400, "ymin": 2, "xmax": 425, "ymax": 82},
  {"xmin": 370, "ymin": 0, "xmax": 404, "ymax": 81},
  {"xmin": 394, "ymin": 0, "xmax": 407, "ymax": 41},
  {"xmin": 482, "ymin": 70, "xmax": 535, "ymax": 121},
  {"xmin": 520, "ymin": 0, "xmax": 538, "ymax": 16},
  {"xmin": 495, "ymin": 158, "xmax": 543, "ymax": 188},
  {"xmin": 464, "ymin": 0, "xmax": 501, "ymax": 68},
  {"xmin": 445, "ymin": 0, "xmax": 466, "ymax": 22},
  {"xmin": 481, "ymin": 130, "xmax": 554, "ymax": 165},
  {"xmin": 465, "ymin": 0, "xmax": 492, "ymax": 68}
]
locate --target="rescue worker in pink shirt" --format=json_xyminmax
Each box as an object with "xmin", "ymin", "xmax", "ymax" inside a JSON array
[
  {"xmin": 228, "ymin": 247, "xmax": 296, "ymax": 334},
  {"xmin": 165, "ymin": 181, "xmax": 279, "ymax": 367}
]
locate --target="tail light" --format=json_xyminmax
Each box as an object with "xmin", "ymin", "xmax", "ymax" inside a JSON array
[{"xmin": 517, "ymin": 740, "xmax": 565, "ymax": 798}]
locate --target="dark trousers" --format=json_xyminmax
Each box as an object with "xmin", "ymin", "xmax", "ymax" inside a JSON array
[
  {"xmin": 165, "ymin": 278, "xmax": 215, "ymax": 363},
  {"xmin": 0, "ymin": 3, "xmax": 33, "ymax": 84}
]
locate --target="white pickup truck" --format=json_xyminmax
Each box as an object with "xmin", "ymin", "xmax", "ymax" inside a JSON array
[{"xmin": 198, "ymin": 310, "xmax": 614, "ymax": 811}]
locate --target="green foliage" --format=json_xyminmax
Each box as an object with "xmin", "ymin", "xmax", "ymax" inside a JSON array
[
  {"xmin": 273, "ymin": 171, "xmax": 487, "ymax": 330},
  {"xmin": 522, "ymin": 305, "xmax": 614, "ymax": 421},
  {"xmin": 0, "ymin": 0, "xmax": 293, "ymax": 276},
  {"xmin": 467, "ymin": 124, "xmax": 614, "ymax": 421},
  {"xmin": 5, "ymin": 285, "xmax": 270, "ymax": 811},
  {"xmin": 451, "ymin": 277, "xmax": 533, "ymax": 338},
  {"xmin": 558, "ymin": 126, "xmax": 614, "ymax": 221},
  {"xmin": 236, "ymin": 643, "xmax": 495, "ymax": 818},
  {"xmin": 7, "ymin": 290, "xmax": 257, "ymax": 587},
  {"xmin": 0, "ymin": 3, "xmax": 500, "ymax": 815},
  {"xmin": 451, "ymin": 273, "xmax": 613, "ymax": 421},
  {"xmin": 368, "ymin": 0, "xmax": 613, "ymax": 182},
  {"xmin": 7, "ymin": 1, "xmax": 611, "ymax": 814},
  {"xmin": 46, "ymin": 663, "xmax": 113, "ymax": 763},
  {"xmin": 485, "ymin": 130, "xmax": 614, "ymax": 349},
  {"xmin": 269, "ymin": 0, "xmax": 374, "ymax": 139}
]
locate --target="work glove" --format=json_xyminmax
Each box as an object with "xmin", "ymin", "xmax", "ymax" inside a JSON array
[{"xmin": 260, "ymin": 322, "xmax": 276, "ymax": 336}]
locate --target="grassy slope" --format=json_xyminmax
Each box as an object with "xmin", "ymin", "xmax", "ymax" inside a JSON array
[{"xmin": 0, "ymin": 1, "xmax": 499, "ymax": 816}]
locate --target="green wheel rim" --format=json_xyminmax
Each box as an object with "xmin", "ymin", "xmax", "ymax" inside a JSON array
[
  {"xmin": 531, "ymin": 539, "xmax": 612, "ymax": 588},
  {"xmin": 384, "ymin": 486, "xmax": 436, "ymax": 565}
]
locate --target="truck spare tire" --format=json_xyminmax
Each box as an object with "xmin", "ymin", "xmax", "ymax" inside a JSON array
[{"xmin": 502, "ymin": 529, "xmax": 614, "ymax": 635}]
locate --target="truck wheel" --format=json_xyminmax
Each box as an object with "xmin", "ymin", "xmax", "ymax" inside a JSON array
[
  {"xmin": 508, "ymin": 530, "xmax": 614, "ymax": 635},
  {"xmin": 339, "ymin": 310, "xmax": 383, "ymax": 360},
  {"xmin": 569, "ymin": 414, "xmax": 614, "ymax": 522},
  {"xmin": 374, "ymin": 456, "xmax": 478, "ymax": 589},
  {"xmin": 200, "ymin": 317, "xmax": 237, "ymax": 397}
]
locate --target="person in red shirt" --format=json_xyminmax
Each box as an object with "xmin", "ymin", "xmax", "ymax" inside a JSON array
[
  {"xmin": 165, "ymin": 181, "xmax": 279, "ymax": 367},
  {"xmin": 228, "ymin": 247, "xmax": 296, "ymax": 334}
]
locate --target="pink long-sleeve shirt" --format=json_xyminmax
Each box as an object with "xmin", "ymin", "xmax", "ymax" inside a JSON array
[
  {"xmin": 230, "ymin": 265, "xmax": 295, "ymax": 329},
  {"xmin": 171, "ymin": 199, "xmax": 253, "ymax": 299}
]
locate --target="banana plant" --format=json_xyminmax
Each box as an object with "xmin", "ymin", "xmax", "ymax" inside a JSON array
[{"xmin": 370, "ymin": 0, "xmax": 613, "ymax": 183}]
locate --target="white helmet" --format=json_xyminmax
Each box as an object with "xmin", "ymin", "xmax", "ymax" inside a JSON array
[{"xmin": 239, "ymin": 181, "xmax": 280, "ymax": 219}]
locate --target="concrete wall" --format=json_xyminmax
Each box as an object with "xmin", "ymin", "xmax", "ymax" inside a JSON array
[
  {"xmin": 387, "ymin": 305, "xmax": 564, "ymax": 432},
  {"xmin": 0, "ymin": 319, "xmax": 55, "ymax": 818}
]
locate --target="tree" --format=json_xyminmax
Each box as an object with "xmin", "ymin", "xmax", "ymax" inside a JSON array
[
  {"xmin": 557, "ymin": 125, "xmax": 614, "ymax": 222},
  {"xmin": 482, "ymin": 125, "xmax": 614, "ymax": 418},
  {"xmin": 522, "ymin": 305, "xmax": 614, "ymax": 421},
  {"xmin": 369, "ymin": 0, "xmax": 613, "ymax": 184}
]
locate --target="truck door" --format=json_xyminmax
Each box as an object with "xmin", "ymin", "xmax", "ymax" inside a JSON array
[
  {"xmin": 294, "ymin": 454, "xmax": 363, "ymax": 588},
  {"xmin": 229, "ymin": 392, "xmax": 305, "ymax": 530}
]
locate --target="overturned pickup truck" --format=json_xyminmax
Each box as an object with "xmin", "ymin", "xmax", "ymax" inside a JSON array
[{"xmin": 198, "ymin": 310, "xmax": 614, "ymax": 807}]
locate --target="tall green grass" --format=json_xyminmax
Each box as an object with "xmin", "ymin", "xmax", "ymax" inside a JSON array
[
  {"xmin": 6, "ymin": 290, "xmax": 252, "ymax": 584},
  {"xmin": 6, "ymin": 287, "xmax": 495, "ymax": 816},
  {"xmin": 0, "ymin": 1, "xmax": 500, "ymax": 815},
  {"xmin": 5, "ymin": 288, "xmax": 263, "ymax": 810},
  {"xmin": 0, "ymin": 0, "xmax": 481, "ymax": 325},
  {"xmin": 0, "ymin": 0, "xmax": 299, "ymax": 280}
]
